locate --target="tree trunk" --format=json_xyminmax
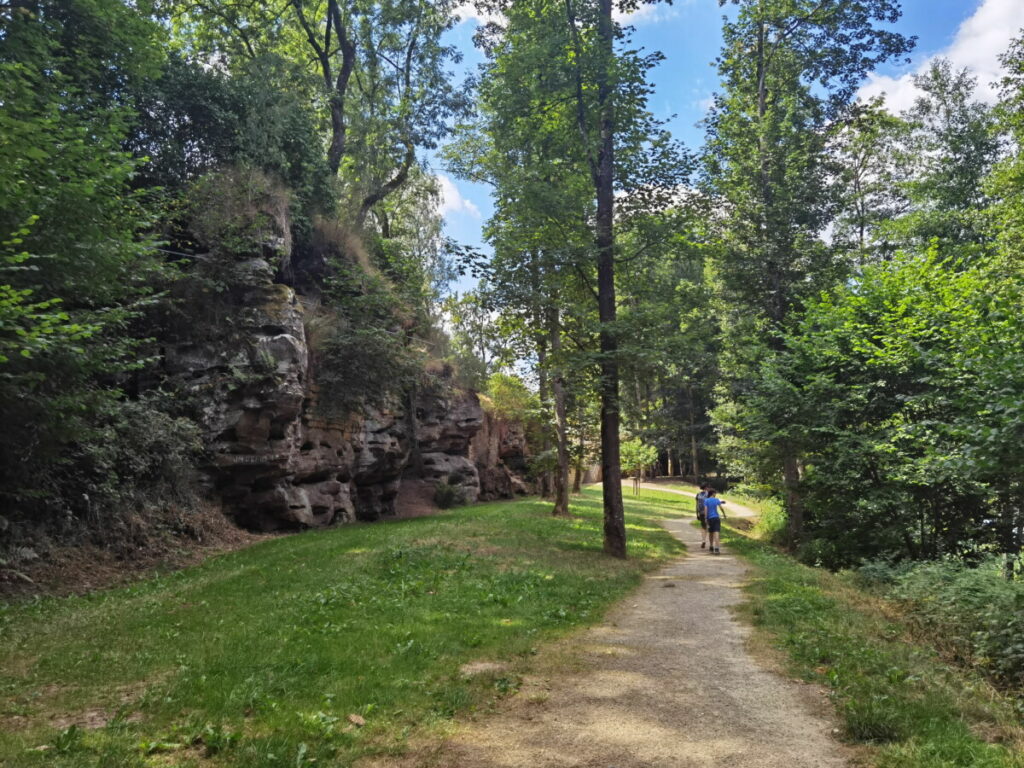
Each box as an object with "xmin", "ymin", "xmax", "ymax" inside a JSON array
[
  {"xmin": 595, "ymin": 0, "xmax": 626, "ymax": 559},
  {"xmin": 783, "ymin": 451, "xmax": 803, "ymax": 551},
  {"xmin": 572, "ymin": 414, "xmax": 585, "ymax": 493},
  {"xmin": 550, "ymin": 310, "xmax": 570, "ymax": 516},
  {"xmin": 356, "ymin": 142, "xmax": 415, "ymax": 227},
  {"xmin": 688, "ymin": 384, "xmax": 700, "ymax": 481},
  {"xmin": 537, "ymin": 334, "xmax": 551, "ymax": 500}
]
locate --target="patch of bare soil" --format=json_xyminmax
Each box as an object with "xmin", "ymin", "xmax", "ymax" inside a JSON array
[
  {"xmin": 0, "ymin": 503, "xmax": 276, "ymax": 602},
  {"xmin": 2, "ymin": 678, "xmax": 160, "ymax": 735},
  {"xmin": 393, "ymin": 478, "xmax": 441, "ymax": 520},
  {"xmin": 360, "ymin": 517, "xmax": 852, "ymax": 768},
  {"xmin": 460, "ymin": 661, "xmax": 511, "ymax": 678}
]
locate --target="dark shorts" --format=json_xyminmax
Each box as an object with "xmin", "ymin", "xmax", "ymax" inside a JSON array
[
  {"xmin": 697, "ymin": 512, "xmax": 707, "ymax": 529},
  {"xmin": 707, "ymin": 517, "xmax": 721, "ymax": 533}
]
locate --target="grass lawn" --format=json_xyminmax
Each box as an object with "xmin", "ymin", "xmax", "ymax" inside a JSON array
[
  {"xmin": 720, "ymin": 522, "xmax": 1024, "ymax": 768},
  {"xmin": 0, "ymin": 489, "xmax": 684, "ymax": 767}
]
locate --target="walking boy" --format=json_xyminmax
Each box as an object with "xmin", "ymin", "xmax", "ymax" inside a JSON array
[
  {"xmin": 695, "ymin": 484, "xmax": 709, "ymax": 549},
  {"xmin": 703, "ymin": 490, "xmax": 726, "ymax": 555}
]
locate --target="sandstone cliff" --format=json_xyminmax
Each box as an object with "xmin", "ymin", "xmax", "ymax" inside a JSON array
[{"xmin": 163, "ymin": 181, "xmax": 526, "ymax": 530}]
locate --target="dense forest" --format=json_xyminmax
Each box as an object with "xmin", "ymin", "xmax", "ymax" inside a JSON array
[{"xmin": 2, "ymin": 0, "xmax": 1023, "ymax": 581}]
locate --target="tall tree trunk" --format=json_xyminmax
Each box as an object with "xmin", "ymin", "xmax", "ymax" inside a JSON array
[
  {"xmin": 550, "ymin": 310, "xmax": 570, "ymax": 516},
  {"xmin": 572, "ymin": 409, "xmax": 585, "ymax": 493},
  {"xmin": 595, "ymin": 0, "xmax": 625, "ymax": 558},
  {"xmin": 783, "ymin": 452, "xmax": 803, "ymax": 551},
  {"xmin": 536, "ymin": 335, "xmax": 551, "ymax": 500},
  {"xmin": 687, "ymin": 384, "xmax": 700, "ymax": 481},
  {"xmin": 564, "ymin": 0, "xmax": 624, "ymax": 556},
  {"xmin": 293, "ymin": 0, "xmax": 355, "ymax": 176}
]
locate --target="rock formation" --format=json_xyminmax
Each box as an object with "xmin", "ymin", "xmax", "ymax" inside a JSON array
[
  {"xmin": 162, "ymin": 171, "xmax": 528, "ymax": 530},
  {"xmin": 470, "ymin": 408, "xmax": 532, "ymax": 500}
]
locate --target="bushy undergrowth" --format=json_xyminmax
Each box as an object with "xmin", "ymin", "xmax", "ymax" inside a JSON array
[
  {"xmin": 726, "ymin": 486, "xmax": 787, "ymax": 543},
  {"xmin": 858, "ymin": 557, "xmax": 1024, "ymax": 693},
  {"xmin": 0, "ymin": 394, "xmax": 204, "ymax": 557},
  {"xmin": 432, "ymin": 478, "xmax": 466, "ymax": 509}
]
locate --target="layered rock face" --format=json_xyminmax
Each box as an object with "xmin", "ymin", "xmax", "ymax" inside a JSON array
[
  {"xmin": 166, "ymin": 256, "xmax": 497, "ymax": 529},
  {"xmin": 470, "ymin": 409, "xmax": 532, "ymax": 500},
  {"xmin": 164, "ymin": 172, "xmax": 526, "ymax": 530},
  {"xmin": 415, "ymin": 389, "xmax": 485, "ymax": 503}
]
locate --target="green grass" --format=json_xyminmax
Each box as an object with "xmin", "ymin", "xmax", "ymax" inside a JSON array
[
  {"xmin": 0, "ymin": 490, "xmax": 684, "ymax": 768},
  {"xmin": 720, "ymin": 522, "xmax": 1024, "ymax": 767},
  {"xmin": 656, "ymin": 480, "xmax": 786, "ymax": 540}
]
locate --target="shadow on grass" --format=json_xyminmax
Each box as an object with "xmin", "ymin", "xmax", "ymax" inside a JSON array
[{"xmin": 0, "ymin": 491, "xmax": 683, "ymax": 768}]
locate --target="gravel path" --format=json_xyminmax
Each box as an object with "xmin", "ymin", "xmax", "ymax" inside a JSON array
[{"xmin": 366, "ymin": 508, "xmax": 850, "ymax": 768}]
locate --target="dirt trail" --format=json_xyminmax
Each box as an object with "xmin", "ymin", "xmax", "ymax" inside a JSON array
[
  {"xmin": 367, "ymin": 507, "xmax": 850, "ymax": 768},
  {"xmin": 631, "ymin": 482, "xmax": 759, "ymax": 519}
]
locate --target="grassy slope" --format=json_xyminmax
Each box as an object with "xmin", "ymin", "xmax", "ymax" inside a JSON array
[
  {"xmin": 0, "ymin": 490, "xmax": 684, "ymax": 768},
  {"xmin": 720, "ymin": 523, "xmax": 1024, "ymax": 768}
]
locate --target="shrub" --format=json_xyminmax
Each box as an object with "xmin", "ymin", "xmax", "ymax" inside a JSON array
[
  {"xmin": 433, "ymin": 479, "xmax": 466, "ymax": 510},
  {"xmin": 887, "ymin": 557, "xmax": 1024, "ymax": 688},
  {"xmin": 853, "ymin": 558, "xmax": 915, "ymax": 588}
]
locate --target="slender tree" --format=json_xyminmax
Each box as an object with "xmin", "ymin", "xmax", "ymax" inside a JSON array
[{"xmin": 451, "ymin": 0, "xmax": 680, "ymax": 551}]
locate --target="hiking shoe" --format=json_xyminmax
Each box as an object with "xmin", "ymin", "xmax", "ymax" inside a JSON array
[{"xmin": 714, "ymin": 548, "xmax": 721, "ymax": 554}]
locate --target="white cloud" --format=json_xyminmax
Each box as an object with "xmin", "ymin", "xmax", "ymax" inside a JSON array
[
  {"xmin": 436, "ymin": 174, "xmax": 482, "ymax": 219},
  {"xmin": 859, "ymin": 0, "xmax": 1024, "ymax": 112},
  {"xmin": 614, "ymin": 2, "xmax": 681, "ymax": 26},
  {"xmin": 456, "ymin": 1, "xmax": 679, "ymax": 28},
  {"xmin": 454, "ymin": 3, "xmax": 503, "ymax": 26}
]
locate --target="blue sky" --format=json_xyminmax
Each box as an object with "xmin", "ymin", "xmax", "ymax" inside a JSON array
[{"xmin": 435, "ymin": 0, "xmax": 1024, "ymax": 282}]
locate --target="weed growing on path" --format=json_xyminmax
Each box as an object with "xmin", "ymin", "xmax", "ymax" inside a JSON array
[{"xmin": 0, "ymin": 491, "xmax": 683, "ymax": 767}]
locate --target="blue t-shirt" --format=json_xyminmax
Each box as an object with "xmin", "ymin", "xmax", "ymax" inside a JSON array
[{"xmin": 704, "ymin": 497, "xmax": 725, "ymax": 519}]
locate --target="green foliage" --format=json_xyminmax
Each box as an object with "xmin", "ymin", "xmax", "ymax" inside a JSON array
[
  {"xmin": 732, "ymin": 248, "xmax": 1024, "ymax": 567},
  {"xmin": 482, "ymin": 372, "xmax": 541, "ymax": 422},
  {"xmin": 989, "ymin": 33, "xmax": 1024, "ymax": 266},
  {"xmin": 441, "ymin": 290, "xmax": 498, "ymax": 390},
  {"xmin": 881, "ymin": 60, "xmax": 1000, "ymax": 256},
  {"xmin": 619, "ymin": 438, "xmax": 659, "ymax": 477},
  {"xmin": 704, "ymin": 0, "xmax": 915, "ymax": 547},
  {"xmin": 705, "ymin": 0, "xmax": 913, "ymax": 327},
  {"xmin": 169, "ymin": 0, "xmax": 470, "ymax": 225},
  {"xmin": 314, "ymin": 261, "xmax": 424, "ymax": 417},
  {"xmin": 432, "ymin": 479, "xmax": 466, "ymax": 509},
  {"xmin": 0, "ymin": 1, "xmax": 199, "ymax": 530},
  {"xmin": 723, "ymin": 526, "xmax": 1024, "ymax": 765},
  {"xmin": 130, "ymin": 53, "xmax": 334, "ymax": 227},
  {"xmin": 0, "ymin": 491, "xmax": 682, "ymax": 766},
  {"xmin": 186, "ymin": 167, "xmax": 292, "ymax": 259},
  {"xmin": 0, "ymin": 218, "xmax": 97, "ymax": 366},
  {"xmin": 880, "ymin": 558, "xmax": 1024, "ymax": 690}
]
